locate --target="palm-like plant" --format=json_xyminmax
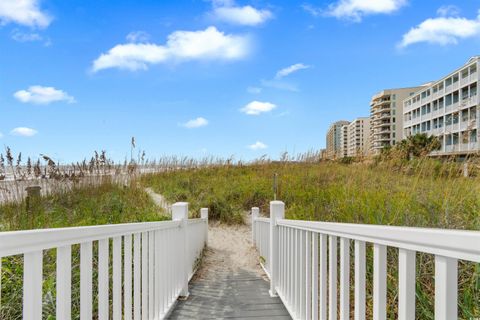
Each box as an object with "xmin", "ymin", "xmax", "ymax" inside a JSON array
[{"xmin": 396, "ymin": 133, "xmax": 441, "ymax": 159}]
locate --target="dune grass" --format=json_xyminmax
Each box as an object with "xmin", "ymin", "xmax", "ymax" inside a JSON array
[{"xmin": 141, "ymin": 159, "xmax": 480, "ymax": 319}]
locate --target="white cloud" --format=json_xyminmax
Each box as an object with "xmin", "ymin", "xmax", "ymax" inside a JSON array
[
  {"xmin": 0, "ymin": 0, "xmax": 52, "ymax": 28},
  {"xmin": 92, "ymin": 26, "xmax": 250, "ymax": 72},
  {"xmin": 14, "ymin": 86, "xmax": 76, "ymax": 105},
  {"xmin": 240, "ymin": 101, "xmax": 276, "ymax": 115},
  {"xmin": 182, "ymin": 117, "xmax": 209, "ymax": 128},
  {"xmin": 248, "ymin": 141, "xmax": 267, "ymax": 150},
  {"xmin": 212, "ymin": 1, "xmax": 273, "ymax": 26},
  {"xmin": 302, "ymin": 4, "xmax": 322, "ymax": 17},
  {"xmin": 11, "ymin": 29, "xmax": 42, "ymax": 42},
  {"xmin": 126, "ymin": 31, "xmax": 150, "ymax": 43},
  {"xmin": 437, "ymin": 5, "xmax": 460, "ymax": 17},
  {"xmin": 260, "ymin": 79, "xmax": 299, "ymax": 92},
  {"xmin": 399, "ymin": 10, "xmax": 480, "ymax": 48},
  {"xmin": 275, "ymin": 63, "xmax": 310, "ymax": 79},
  {"xmin": 10, "ymin": 127, "xmax": 38, "ymax": 137},
  {"xmin": 324, "ymin": 0, "xmax": 407, "ymax": 21},
  {"xmin": 247, "ymin": 86, "xmax": 262, "ymax": 94}
]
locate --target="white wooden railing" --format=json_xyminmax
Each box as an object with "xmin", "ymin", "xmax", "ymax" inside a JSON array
[
  {"xmin": 0, "ymin": 202, "xmax": 208, "ymax": 320},
  {"xmin": 252, "ymin": 201, "xmax": 480, "ymax": 320}
]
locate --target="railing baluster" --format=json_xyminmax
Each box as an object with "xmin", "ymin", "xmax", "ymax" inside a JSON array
[
  {"xmin": 399, "ymin": 249, "xmax": 416, "ymax": 320},
  {"xmin": 166, "ymin": 228, "xmax": 171, "ymax": 306},
  {"xmin": 328, "ymin": 236, "xmax": 337, "ymax": 320},
  {"xmin": 319, "ymin": 233, "xmax": 327, "ymax": 320},
  {"xmin": 142, "ymin": 232, "xmax": 148, "ymax": 320},
  {"xmin": 281, "ymin": 226, "xmax": 285, "ymax": 295},
  {"xmin": 300, "ymin": 230, "xmax": 306, "ymax": 319},
  {"xmin": 435, "ymin": 255, "xmax": 458, "ymax": 320},
  {"xmin": 113, "ymin": 236, "xmax": 122, "ymax": 320},
  {"xmin": 160, "ymin": 230, "xmax": 166, "ymax": 313},
  {"xmin": 340, "ymin": 238, "xmax": 350, "ymax": 320},
  {"xmin": 56, "ymin": 246, "xmax": 71, "ymax": 320},
  {"xmin": 312, "ymin": 233, "xmax": 319, "ymax": 320},
  {"xmin": 80, "ymin": 242, "xmax": 93, "ymax": 319},
  {"xmin": 134, "ymin": 233, "xmax": 141, "ymax": 320},
  {"xmin": 354, "ymin": 240, "xmax": 366, "ymax": 320},
  {"xmin": 148, "ymin": 231, "xmax": 154, "ymax": 319},
  {"xmin": 306, "ymin": 231, "xmax": 312, "ymax": 320},
  {"xmin": 286, "ymin": 227, "xmax": 290, "ymax": 304},
  {"xmin": 290, "ymin": 227, "xmax": 294, "ymax": 307},
  {"xmin": 154, "ymin": 230, "xmax": 161, "ymax": 318},
  {"xmin": 98, "ymin": 239, "xmax": 109, "ymax": 320},
  {"xmin": 295, "ymin": 230, "xmax": 302, "ymax": 317},
  {"xmin": 23, "ymin": 251, "xmax": 43, "ymax": 320},
  {"xmin": 124, "ymin": 234, "xmax": 133, "ymax": 320},
  {"xmin": 373, "ymin": 244, "xmax": 387, "ymax": 320}
]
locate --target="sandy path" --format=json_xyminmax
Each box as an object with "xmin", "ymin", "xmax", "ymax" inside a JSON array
[
  {"xmin": 144, "ymin": 187, "xmax": 172, "ymax": 213},
  {"xmin": 144, "ymin": 188, "xmax": 266, "ymax": 281},
  {"xmin": 193, "ymin": 218, "xmax": 266, "ymax": 281}
]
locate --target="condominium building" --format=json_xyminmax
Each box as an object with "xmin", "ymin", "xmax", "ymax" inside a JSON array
[
  {"xmin": 403, "ymin": 56, "xmax": 479, "ymax": 155},
  {"xmin": 326, "ymin": 120, "xmax": 349, "ymax": 159},
  {"xmin": 339, "ymin": 124, "xmax": 349, "ymax": 158},
  {"xmin": 370, "ymin": 86, "xmax": 426, "ymax": 154},
  {"xmin": 347, "ymin": 117, "xmax": 371, "ymax": 157}
]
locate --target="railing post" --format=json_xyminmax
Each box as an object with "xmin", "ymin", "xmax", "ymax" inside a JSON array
[
  {"xmin": 172, "ymin": 202, "xmax": 189, "ymax": 298},
  {"xmin": 269, "ymin": 201, "xmax": 284, "ymax": 297},
  {"xmin": 201, "ymin": 208, "xmax": 209, "ymax": 247},
  {"xmin": 251, "ymin": 207, "xmax": 259, "ymax": 246}
]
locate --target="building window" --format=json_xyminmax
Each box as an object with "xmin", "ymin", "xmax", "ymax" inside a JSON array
[
  {"xmin": 470, "ymin": 64, "xmax": 477, "ymax": 74},
  {"xmin": 453, "ymin": 133, "xmax": 459, "ymax": 145},
  {"xmin": 471, "ymin": 130, "xmax": 477, "ymax": 142},
  {"xmin": 446, "ymin": 114, "xmax": 452, "ymax": 125},
  {"xmin": 446, "ymin": 134, "xmax": 452, "ymax": 145},
  {"xmin": 446, "ymin": 94, "xmax": 452, "ymax": 106},
  {"xmin": 453, "ymin": 113, "xmax": 459, "ymax": 124}
]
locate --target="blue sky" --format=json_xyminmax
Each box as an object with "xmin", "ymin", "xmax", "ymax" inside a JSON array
[{"xmin": 1, "ymin": 0, "xmax": 480, "ymax": 162}]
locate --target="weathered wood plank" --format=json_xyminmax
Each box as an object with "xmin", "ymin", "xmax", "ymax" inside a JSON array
[{"xmin": 169, "ymin": 270, "xmax": 290, "ymax": 319}]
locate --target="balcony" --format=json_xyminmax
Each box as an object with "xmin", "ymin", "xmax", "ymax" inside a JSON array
[
  {"xmin": 470, "ymin": 72, "xmax": 478, "ymax": 82},
  {"xmin": 432, "ymin": 128, "xmax": 443, "ymax": 136},
  {"xmin": 445, "ymin": 84, "xmax": 453, "ymax": 94}
]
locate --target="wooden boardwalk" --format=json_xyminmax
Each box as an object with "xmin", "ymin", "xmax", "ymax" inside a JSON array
[{"xmin": 168, "ymin": 269, "xmax": 290, "ymax": 319}]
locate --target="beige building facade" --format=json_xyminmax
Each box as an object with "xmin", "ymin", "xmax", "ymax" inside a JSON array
[
  {"xmin": 326, "ymin": 120, "xmax": 349, "ymax": 159},
  {"xmin": 347, "ymin": 117, "xmax": 370, "ymax": 157},
  {"xmin": 370, "ymin": 86, "xmax": 426, "ymax": 154}
]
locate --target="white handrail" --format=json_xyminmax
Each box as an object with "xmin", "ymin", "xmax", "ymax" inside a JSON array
[
  {"xmin": 277, "ymin": 219, "xmax": 480, "ymax": 262},
  {"xmin": 0, "ymin": 220, "xmax": 181, "ymax": 257},
  {"xmin": 0, "ymin": 202, "xmax": 209, "ymax": 320}
]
